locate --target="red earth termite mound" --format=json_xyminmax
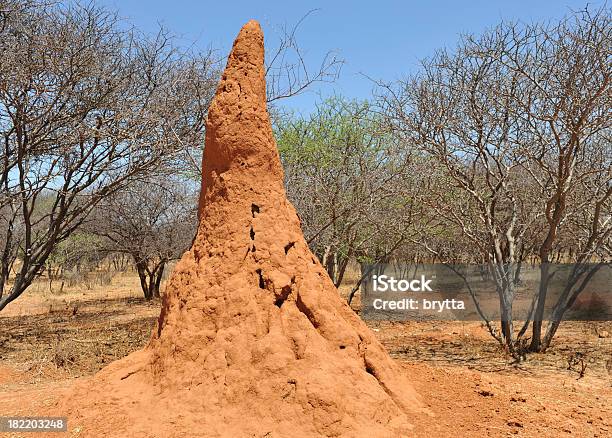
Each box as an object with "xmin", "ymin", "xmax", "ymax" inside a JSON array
[{"xmin": 56, "ymin": 20, "xmax": 425, "ymax": 437}]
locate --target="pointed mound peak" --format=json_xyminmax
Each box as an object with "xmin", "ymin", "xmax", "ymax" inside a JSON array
[
  {"xmin": 221, "ymin": 19, "xmax": 266, "ymax": 104},
  {"xmin": 201, "ymin": 20, "xmax": 281, "ymax": 210},
  {"xmin": 229, "ymin": 20, "xmax": 265, "ymax": 73}
]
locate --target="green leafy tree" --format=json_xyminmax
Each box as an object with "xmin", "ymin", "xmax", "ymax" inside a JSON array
[{"xmin": 276, "ymin": 97, "xmax": 427, "ymax": 289}]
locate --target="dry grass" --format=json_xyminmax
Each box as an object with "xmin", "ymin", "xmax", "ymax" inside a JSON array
[{"xmin": 0, "ymin": 272, "xmax": 159, "ymax": 383}]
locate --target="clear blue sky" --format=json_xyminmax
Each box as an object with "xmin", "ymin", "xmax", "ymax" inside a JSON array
[{"xmin": 99, "ymin": 0, "xmax": 600, "ymax": 114}]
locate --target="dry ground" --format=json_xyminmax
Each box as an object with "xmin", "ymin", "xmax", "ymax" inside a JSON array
[{"xmin": 0, "ymin": 273, "xmax": 610, "ymax": 437}]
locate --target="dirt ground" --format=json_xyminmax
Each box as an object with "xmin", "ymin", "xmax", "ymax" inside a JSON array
[{"xmin": 0, "ymin": 273, "xmax": 610, "ymax": 437}]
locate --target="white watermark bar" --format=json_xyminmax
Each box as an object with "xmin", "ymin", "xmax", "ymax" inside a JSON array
[
  {"xmin": 0, "ymin": 417, "xmax": 67, "ymax": 432},
  {"xmin": 361, "ymin": 263, "xmax": 611, "ymax": 321}
]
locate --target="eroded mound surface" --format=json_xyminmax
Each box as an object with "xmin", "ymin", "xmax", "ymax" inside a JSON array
[{"xmin": 56, "ymin": 20, "xmax": 424, "ymax": 437}]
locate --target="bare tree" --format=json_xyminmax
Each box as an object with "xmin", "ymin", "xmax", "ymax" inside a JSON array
[
  {"xmin": 90, "ymin": 177, "xmax": 197, "ymax": 300},
  {"xmin": 495, "ymin": 8, "xmax": 611, "ymax": 351},
  {"xmin": 0, "ymin": 1, "xmax": 216, "ymax": 311},
  {"xmin": 382, "ymin": 37, "xmax": 534, "ymax": 352},
  {"xmin": 265, "ymin": 10, "xmax": 343, "ymax": 103},
  {"xmin": 381, "ymin": 6, "xmax": 611, "ymax": 355},
  {"xmin": 45, "ymin": 231, "xmax": 106, "ymax": 292}
]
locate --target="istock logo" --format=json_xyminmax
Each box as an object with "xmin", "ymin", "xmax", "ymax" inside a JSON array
[{"xmin": 372, "ymin": 274, "xmax": 434, "ymax": 292}]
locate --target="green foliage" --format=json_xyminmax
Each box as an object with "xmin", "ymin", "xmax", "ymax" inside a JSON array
[
  {"xmin": 276, "ymin": 96, "xmax": 389, "ymax": 168},
  {"xmin": 273, "ymin": 95, "xmax": 422, "ymax": 285},
  {"xmin": 47, "ymin": 232, "xmax": 104, "ymax": 271}
]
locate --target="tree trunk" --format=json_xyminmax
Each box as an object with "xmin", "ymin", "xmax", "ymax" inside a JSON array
[
  {"xmin": 529, "ymin": 263, "xmax": 550, "ymax": 352},
  {"xmin": 149, "ymin": 262, "xmax": 165, "ymax": 299},
  {"xmin": 499, "ymin": 284, "xmax": 515, "ymax": 350},
  {"xmin": 135, "ymin": 259, "xmax": 152, "ymax": 300},
  {"xmin": 135, "ymin": 257, "xmax": 165, "ymax": 300},
  {"xmin": 347, "ymin": 262, "xmax": 368, "ymax": 305},
  {"xmin": 0, "ymin": 273, "xmax": 26, "ymax": 312},
  {"xmin": 334, "ymin": 249, "xmax": 353, "ymax": 288},
  {"xmin": 539, "ymin": 263, "xmax": 604, "ymax": 351}
]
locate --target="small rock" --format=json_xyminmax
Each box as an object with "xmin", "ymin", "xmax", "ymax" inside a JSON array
[{"xmin": 597, "ymin": 330, "xmax": 609, "ymax": 338}]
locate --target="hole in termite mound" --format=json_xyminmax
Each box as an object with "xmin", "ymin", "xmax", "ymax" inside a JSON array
[
  {"xmin": 284, "ymin": 242, "xmax": 295, "ymax": 254},
  {"xmin": 251, "ymin": 204, "xmax": 260, "ymax": 218},
  {"xmin": 274, "ymin": 284, "xmax": 292, "ymax": 308},
  {"xmin": 256, "ymin": 269, "xmax": 265, "ymax": 289}
]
